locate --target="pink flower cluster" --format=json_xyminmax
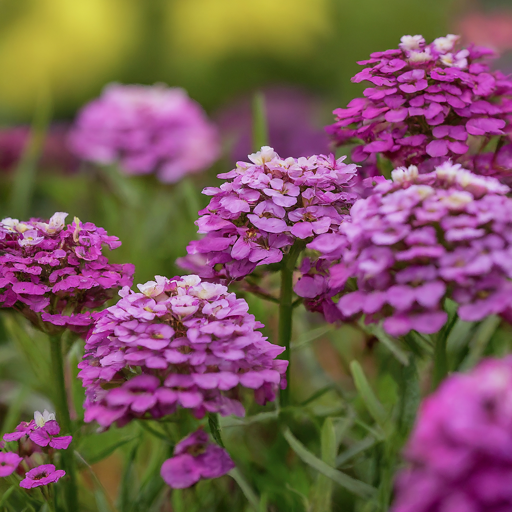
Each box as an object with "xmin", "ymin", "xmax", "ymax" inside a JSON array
[
  {"xmin": 1, "ymin": 410, "xmax": 69, "ymax": 489},
  {"xmin": 179, "ymin": 146, "xmax": 358, "ymax": 281},
  {"xmin": 160, "ymin": 429, "xmax": 234, "ymax": 489},
  {"xmin": 327, "ymin": 34, "xmax": 512, "ymax": 178},
  {"xmin": 0, "ymin": 213, "xmax": 134, "ymax": 333},
  {"xmin": 79, "ymin": 274, "xmax": 287, "ymax": 428},
  {"xmin": 392, "ymin": 357, "xmax": 512, "ymax": 512},
  {"xmin": 68, "ymin": 83, "xmax": 220, "ymax": 183},
  {"xmin": 304, "ymin": 162, "xmax": 512, "ymax": 336}
]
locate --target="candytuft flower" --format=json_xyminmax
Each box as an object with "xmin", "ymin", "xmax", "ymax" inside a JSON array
[
  {"xmin": 34, "ymin": 410, "xmax": 55, "ymax": 428},
  {"xmin": 0, "ymin": 212, "xmax": 134, "ymax": 333},
  {"xmin": 20, "ymin": 464, "xmax": 66, "ymax": 489},
  {"xmin": 178, "ymin": 147, "xmax": 358, "ymax": 281},
  {"xmin": 79, "ymin": 275, "xmax": 287, "ymax": 428},
  {"xmin": 303, "ymin": 162, "xmax": 512, "ymax": 335},
  {"xmin": 0, "ymin": 452, "xmax": 23, "ymax": 478},
  {"xmin": 160, "ymin": 429, "xmax": 235, "ymax": 488},
  {"xmin": 327, "ymin": 34, "xmax": 512, "ymax": 181},
  {"xmin": 392, "ymin": 357, "xmax": 512, "ymax": 512},
  {"xmin": 69, "ymin": 83, "xmax": 220, "ymax": 183}
]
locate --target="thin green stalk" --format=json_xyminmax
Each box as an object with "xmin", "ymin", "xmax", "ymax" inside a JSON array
[
  {"xmin": 278, "ymin": 244, "xmax": 303, "ymax": 407},
  {"xmin": 432, "ymin": 331, "xmax": 448, "ymax": 390},
  {"xmin": 49, "ymin": 333, "xmax": 78, "ymax": 512}
]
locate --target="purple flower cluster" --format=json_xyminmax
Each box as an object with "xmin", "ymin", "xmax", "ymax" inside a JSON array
[
  {"xmin": 79, "ymin": 274, "xmax": 287, "ymax": 428},
  {"xmin": 327, "ymin": 34, "xmax": 512, "ymax": 178},
  {"xmin": 178, "ymin": 146, "xmax": 358, "ymax": 281},
  {"xmin": 68, "ymin": 83, "xmax": 220, "ymax": 183},
  {"xmin": 1, "ymin": 410, "xmax": 69, "ymax": 489},
  {"xmin": 160, "ymin": 429, "xmax": 234, "ymax": 488},
  {"xmin": 3, "ymin": 410, "xmax": 72, "ymax": 451},
  {"xmin": 0, "ymin": 212, "xmax": 134, "ymax": 333},
  {"xmin": 392, "ymin": 357, "xmax": 512, "ymax": 512},
  {"xmin": 304, "ymin": 162, "xmax": 512, "ymax": 336}
]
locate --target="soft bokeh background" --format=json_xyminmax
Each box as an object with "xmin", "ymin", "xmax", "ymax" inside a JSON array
[{"xmin": 2, "ymin": 0, "xmax": 512, "ymax": 510}]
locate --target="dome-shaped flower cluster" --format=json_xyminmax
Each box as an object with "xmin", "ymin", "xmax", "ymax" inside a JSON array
[
  {"xmin": 68, "ymin": 83, "xmax": 220, "ymax": 183},
  {"xmin": 160, "ymin": 429, "xmax": 235, "ymax": 489},
  {"xmin": 392, "ymin": 357, "xmax": 512, "ymax": 512},
  {"xmin": 0, "ymin": 213, "xmax": 134, "ymax": 333},
  {"xmin": 327, "ymin": 34, "xmax": 512, "ymax": 179},
  {"xmin": 304, "ymin": 162, "xmax": 512, "ymax": 336},
  {"xmin": 79, "ymin": 274, "xmax": 287, "ymax": 428},
  {"xmin": 178, "ymin": 146, "xmax": 358, "ymax": 281}
]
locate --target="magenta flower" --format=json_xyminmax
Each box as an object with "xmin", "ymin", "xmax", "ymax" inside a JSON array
[
  {"xmin": 302, "ymin": 162, "xmax": 512, "ymax": 336},
  {"xmin": 68, "ymin": 83, "xmax": 220, "ymax": 183},
  {"xmin": 178, "ymin": 146, "xmax": 358, "ymax": 281},
  {"xmin": 4, "ymin": 410, "xmax": 72, "ymax": 450},
  {"xmin": 19, "ymin": 464, "xmax": 66, "ymax": 489},
  {"xmin": 160, "ymin": 429, "xmax": 235, "ymax": 488},
  {"xmin": 79, "ymin": 274, "xmax": 288, "ymax": 428},
  {"xmin": 0, "ymin": 213, "xmax": 134, "ymax": 333},
  {"xmin": 392, "ymin": 357, "xmax": 512, "ymax": 512},
  {"xmin": 327, "ymin": 34, "xmax": 512, "ymax": 179},
  {"xmin": 0, "ymin": 452, "xmax": 23, "ymax": 477}
]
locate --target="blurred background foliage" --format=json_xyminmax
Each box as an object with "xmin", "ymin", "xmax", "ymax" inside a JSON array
[{"xmin": 2, "ymin": 0, "xmax": 512, "ymax": 510}]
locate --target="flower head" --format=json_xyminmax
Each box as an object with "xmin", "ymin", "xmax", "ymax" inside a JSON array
[
  {"xmin": 69, "ymin": 83, "xmax": 220, "ymax": 183},
  {"xmin": 79, "ymin": 274, "xmax": 287, "ymax": 428},
  {"xmin": 392, "ymin": 357, "xmax": 512, "ymax": 512},
  {"xmin": 303, "ymin": 162, "xmax": 512, "ymax": 335},
  {"xmin": 0, "ymin": 452, "xmax": 23, "ymax": 478},
  {"xmin": 20, "ymin": 464, "xmax": 66, "ymax": 489},
  {"xmin": 3, "ymin": 412, "xmax": 72, "ymax": 450},
  {"xmin": 178, "ymin": 147, "xmax": 358, "ymax": 281},
  {"xmin": 160, "ymin": 429, "xmax": 235, "ymax": 488},
  {"xmin": 0, "ymin": 212, "xmax": 134, "ymax": 333},
  {"xmin": 327, "ymin": 34, "xmax": 512, "ymax": 180}
]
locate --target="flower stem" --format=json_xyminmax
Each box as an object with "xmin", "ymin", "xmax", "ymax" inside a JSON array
[
  {"xmin": 278, "ymin": 243, "xmax": 303, "ymax": 407},
  {"xmin": 49, "ymin": 333, "xmax": 78, "ymax": 512}
]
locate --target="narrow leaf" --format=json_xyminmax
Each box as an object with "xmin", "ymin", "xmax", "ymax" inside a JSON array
[
  {"xmin": 311, "ymin": 418, "xmax": 337, "ymax": 512},
  {"xmin": 0, "ymin": 486, "xmax": 16, "ymax": 508},
  {"xmin": 229, "ymin": 468, "xmax": 261, "ymax": 511},
  {"xmin": 283, "ymin": 428, "xmax": 377, "ymax": 501},
  {"xmin": 252, "ymin": 92, "xmax": 269, "ymax": 150},
  {"xmin": 86, "ymin": 437, "xmax": 138, "ymax": 465},
  {"xmin": 208, "ymin": 413, "xmax": 225, "ymax": 448},
  {"xmin": 336, "ymin": 436, "xmax": 376, "ymax": 467},
  {"xmin": 460, "ymin": 315, "xmax": 501, "ymax": 371},
  {"xmin": 361, "ymin": 323, "xmax": 409, "ymax": 365},
  {"xmin": 350, "ymin": 361, "xmax": 389, "ymax": 435}
]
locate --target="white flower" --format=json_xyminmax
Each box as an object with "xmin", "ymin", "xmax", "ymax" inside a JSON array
[
  {"xmin": 408, "ymin": 48, "xmax": 434, "ymax": 63},
  {"xmin": 18, "ymin": 230, "xmax": 44, "ymax": 247},
  {"xmin": 399, "ymin": 35, "xmax": 425, "ymax": 51},
  {"xmin": 137, "ymin": 275, "xmax": 168, "ymax": 297},
  {"xmin": 440, "ymin": 49, "xmax": 469, "ymax": 69},
  {"xmin": 189, "ymin": 282, "xmax": 227, "ymax": 300},
  {"xmin": 433, "ymin": 34, "xmax": 459, "ymax": 54},
  {"xmin": 392, "ymin": 165, "xmax": 419, "ymax": 183},
  {"xmin": 177, "ymin": 275, "xmax": 201, "ymax": 288},
  {"xmin": 248, "ymin": 146, "xmax": 278, "ymax": 166},
  {"xmin": 34, "ymin": 409, "xmax": 56, "ymax": 428},
  {"xmin": 1, "ymin": 218, "xmax": 30, "ymax": 233}
]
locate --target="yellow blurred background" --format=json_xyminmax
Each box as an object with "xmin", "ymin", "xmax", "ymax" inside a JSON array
[{"xmin": 0, "ymin": 0, "xmax": 474, "ymax": 121}]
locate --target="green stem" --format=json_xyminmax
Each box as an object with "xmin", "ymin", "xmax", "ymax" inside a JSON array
[
  {"xmin": 49, "ymin": 333, "xmax": 78, "ymax": 512},
  {"xmin": 432, "ymin": 331, "xmax": 448, "ymax": 390},
  {"xmin": 278, "ymin": 244, "xmax": 303, "ymax": 407}
]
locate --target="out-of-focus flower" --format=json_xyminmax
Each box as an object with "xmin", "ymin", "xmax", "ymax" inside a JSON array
[
  {"xmin": 458, "ymin": 11, "xmax": 512, "ymax": 53},
  {"xmin": 215, "ymin": 86, "xmax": 330, "ymax": 162},
  {"xmin": 178, "ymin": 146, "xmax": 357, "ymax": 281},
  {"xmin": 19, "ymin": 464, "xmax": 66, "ymax": 489},
  {"xmin": 79, "ymin": 274, "xmax": 287, "ymax": 428},
  {"xmin": 0, "ymin": 125, "xmax": 79, "ymax": 174},
  {"xmin": 0, "ymin": 452, "xmax": 23, "ymax": 478},
  {"xmin": 304, "ymin": 162, "xmax": 512, "ymax": 336},
  {"xmin": 0, "ymin": 212, "xmax": 134, "ymax": 333},
  {"xmin": 392, "ymin": 357, "xmax": 512, "ymax": 512},
  {"xmin": 327, "ymin": 34, "xmax": 512, "ymax": 179},
  {"xmin": 68, "ymin": 83, "xmax": 220, "ymax": 183},
  {"xmin": 3, "ymin": 411, "xmax": 72, "ymax": 450},
  {"xmin": 160, "ymin": 429, "xmax": 234, "ymax": 488}
]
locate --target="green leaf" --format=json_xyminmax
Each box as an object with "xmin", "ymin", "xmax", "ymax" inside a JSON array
[
  {"xmin": 0, "ymin": 486, "xmax": 16, "ymax": 508},
  {"xmin": 350, "ymin": 361, "xmax": 389, "ymax": 436},
  {"xmin": 360, "ymin": 322, "xmax": 409, "ymax": 365},
  {"xmin": 86, "ymin": 437, "xmax": 138, "ymax": 465},
  {"xmin": 229, "ymin": 468, "xmax": 261, "ymax": 511},
  {"xmin": 336, "ymin": 436, "xmax": 376, "ymax": 467},
  {"xmin": 117, "ymin": 443, "xmax": 139, "ymax": 512},
  {"xmin": 460, "ymin": 315, "xmax": 501, "ymax": 371},
  {"xmin": 208, "ymin": 413, "xmax": 225, "ymax": 448},
  {"xmin": 283, "ymin": 428, "xmax": 377, "ymax": 501},
  {"xmin": 397, "ymin": 356, "xmax": 420, "ymax": 438},
  {"xmin": 252, "ymin": 92, "xmax": 269, "ymax": 150},
  {"xmin": 311, "ymin": 418, "xmax": 337, "ymax": 512}
]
